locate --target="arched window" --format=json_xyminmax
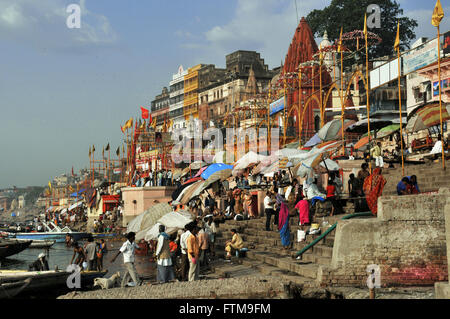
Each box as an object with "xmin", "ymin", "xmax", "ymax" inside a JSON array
[{"xmin": 314, "ymin": 115, "xmax": 320, "ymax": 132}]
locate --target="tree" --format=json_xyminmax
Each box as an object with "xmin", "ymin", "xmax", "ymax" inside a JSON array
[{"xmin": 306, "ymin": 0, "xmax": 418, "ymax": 59}]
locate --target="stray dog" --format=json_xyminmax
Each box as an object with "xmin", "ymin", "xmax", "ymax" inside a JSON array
[{"xmin": 93, "ymin": 271, "xmax": 121, "ymax": 289}]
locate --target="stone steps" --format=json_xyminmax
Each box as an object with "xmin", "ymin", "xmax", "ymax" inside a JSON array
[{"xmin": 213, "ymin": 214, "xmax": 339, "ymax": 285}]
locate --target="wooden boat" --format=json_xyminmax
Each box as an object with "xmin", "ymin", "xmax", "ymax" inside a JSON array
[
  {"xmin": 0, "ymin": 278, "xmax": 32, "ymax": 299},
  {"xmin": 0, "ymin": 240, "xmax": 32, "ymax": 259},
  {"xmin": 15, "ymin": 239, "xmax": 56, "ymax": 249},
  {"xmin": 0, "ymin": 269, "xmax": 108, "ymax": 295}
]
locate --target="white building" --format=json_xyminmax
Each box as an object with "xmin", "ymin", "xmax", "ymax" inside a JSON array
[
  {"xmin": 406, "ymin": 38, "xmax": 432, "ymax": 116},
  {"xmin": 169, "ymin": 65, "xmax": 188, "ymax": 131}
]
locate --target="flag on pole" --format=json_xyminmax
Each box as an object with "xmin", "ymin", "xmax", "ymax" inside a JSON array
[
  {"xmin": 140, "ymin": 106, "xmax": 149, "ymax": 119},
  {"xmin": 116, "ymin": 147, "xmax": 120, "ymax": 157},
  {"xmin": 140, "ymin": 120, "xmax": 146, "ymax": 130},
  {"xmin": 102, "ymin": 147, "xmax": 105, "ymax": 158},
  {"xmin": 121, "ymin": 125, "xmax": 125, "ymax": 133},
  {"xmin": 89, "ymin": 146, "xmax": 91, "ymax": 157},
  {"xmin": 151, "ymin": 118, "xmax": 156, "ymax": 129},
  {"xmin": 72, "ymin": 166, "xmax": 74, "ymax": 177},
  {"xmin": 394, "ymin": 21, "xmax": 400, "ymax": 51},
  {"xmin": 149, "ymin": 114, "xmax": 152, "ymax": 126},
  {"xmin": 105, "ymin": 143, "xmax": 110, "ymax": 151},
  {"xmin": 432, "ymin": 0, "xmax": 445, "ymax": 27},
  {"xmin": 124, "ymin": 118, "xmax": 133, "ymax": 130},
  {"xmin": 48, "ymin": 181, "xmax": 52, "ymax": 190},
  {"xmin": 92, "ymin": 145, "xmax": 95, "ymax": 153},
  {"xmin": 364, "ymin": 13, "xmax": 368, "ymax": 43},
  {"xmin": 337, "ymin": 27, "xmax": 343, "ymax": 52}
]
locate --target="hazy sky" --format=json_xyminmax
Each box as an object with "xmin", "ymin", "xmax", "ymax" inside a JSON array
[{"xmin": 0, "ymin": 0, "xmax": 448, "ymax": 188}]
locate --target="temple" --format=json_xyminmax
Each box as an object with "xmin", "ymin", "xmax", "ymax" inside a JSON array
[{"xmin": 281, "ymin": 17, "xmax": 333, "ymax": 143}]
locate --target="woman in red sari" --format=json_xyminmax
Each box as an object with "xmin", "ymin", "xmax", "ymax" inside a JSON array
[{"xmin": 363, "ymin": 168, "xmax": 387, "ymax": 215}]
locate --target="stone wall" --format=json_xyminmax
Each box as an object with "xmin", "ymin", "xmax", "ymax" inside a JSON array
[
  {"xmin": 318, "ymin": 189, "xmax": 449, "ymax": 287},
  {"xmin": 435, "ymin": 199, "xmax": 450, "ymax": 298}
]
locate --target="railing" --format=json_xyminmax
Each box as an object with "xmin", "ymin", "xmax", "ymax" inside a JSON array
[{"xmin": 294, "ymin": 212, "xmax": 373, "ymax": 259}]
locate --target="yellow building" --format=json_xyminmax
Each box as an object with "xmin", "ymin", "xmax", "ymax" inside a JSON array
[{"xmin": 184, "ymin": 64, "xmax": 203, "ymax": 119}]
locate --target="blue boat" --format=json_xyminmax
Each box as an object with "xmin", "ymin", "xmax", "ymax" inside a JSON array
[{"xmin": 9, "ymin": 222, "xmax": 90, "ymax": 243}]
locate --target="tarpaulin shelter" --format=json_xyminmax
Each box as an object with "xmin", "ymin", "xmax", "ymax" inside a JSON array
[
  {"xmin": 137, "ymin": 210, "xmax": 194, "ymax": 241},
  {"xmin": 127, "ymin": 203, "xmax": 173, "ymax": 233},
  {"xmin": 200, "ymin": 164, "xmax": 233, "ymax": 180},
  {"xmin": 406, "ymin": 102, "xmax": 450, "ymax": 133}
]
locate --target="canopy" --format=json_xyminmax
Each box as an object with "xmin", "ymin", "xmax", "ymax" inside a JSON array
[
  {"xmin": 126, "ymin": 203, "xmax": 172, "ymax": 233},
  {"xmin": 68, "ymin": 201, "xmax": 83, "ymax": 211},
  {"xmin": 406, "ymin": 103, "xmax": 450, "ymax": 133},
  {"xmin": 201, "ymin": 163, "xmax": 233, "ymax": 180},
  {"xmin": 194, "ymin": 166, "xmax": 208, "ymax": 178},
  {"xmin": 304, "ymin": 133, "xmax": 321, "ymax": 147},
  {"xmin": 233, "ymin": 151, "xmax": 268, "ymax": 170},
  {"xmin": 318, "ymin": 119, "xmax": 354, "ymax": 141},
  {"xmin": 296, "ymin": 158, "xmax": 340, "ymax": 177},
  {"xmin": 354, "ymin": 136, "xmax": 369, "ymax": 150},
  {"xmin": 183, "ymin": 176, "xmax": 203, "ymax": 185},
  {"xmin": 346, "ymin": 119, "xmax": 393, "ymax": 134},
  {"xmin": 377, "ymin": 124, "xmax": 400, "ymax": 139},
  {"xmin": 190, "ymin": 161, "xmax": 206, "ymax": 170},
  {"xmin": 139, "ymin": 210, "xmax": 194, "ymax": 242},
  {"xmin": 179, "ymin": 181, "xmax": 205, "ymax": 205}
]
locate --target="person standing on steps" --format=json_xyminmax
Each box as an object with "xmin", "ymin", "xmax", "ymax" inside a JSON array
[
  {"xmin": 264, "ymin": 191, "xmax": 275, "ymax": 231},
  {"xmin": 187, "ymin": 226, "xmax": 200, "ymax": 281}
]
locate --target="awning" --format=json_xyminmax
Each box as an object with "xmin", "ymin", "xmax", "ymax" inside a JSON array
[
  {"xmin": 406, "ymin": 102, "xmax": 450, "ymax": 133},
  {"xmin": 68, "ymin": 201, "xmax": 83, "ymax": 211},
  {"xmin": 102, "ymin": 195, "xmax": 120, "ymax": 204}
]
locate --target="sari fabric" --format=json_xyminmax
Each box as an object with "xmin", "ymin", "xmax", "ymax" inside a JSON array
[
  {"xmin": 278, "ymin": 197, "xmax": 290, "ymax": 247},
  {"xmin": 363, "ymin": 168, "xmax": 386, "ymax": 215},
  {"xmin": 295, "ymin": 200, "xmax": 310, "ymax": 225}
]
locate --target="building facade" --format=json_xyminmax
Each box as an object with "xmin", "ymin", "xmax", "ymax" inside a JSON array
[
  {"xmin": 169, "ymin": 65, "xmax": 188, "ymax": 130},
  {"xmin": 151, "ymin": 87, "xmax": 170, "ymax": 131}
]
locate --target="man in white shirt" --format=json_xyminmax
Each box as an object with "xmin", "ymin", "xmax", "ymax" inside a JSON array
[
  {"xmin": 431, "ymin": 134, "xmax": 443, "ymax": 156},
  {"xmin": 264, "ymin": 191, "xmax": 275, "ymax": 231},
  {"xmin": 306, "ymin": 179, "xmax": 326, "ymax": 200},
  {"xmin": 180, "ymin": 226, "xmax": 192, "ymax": 281},
  {"xmin": 111, "ymin": 232, "xmax": 143, "ymax": 287}
]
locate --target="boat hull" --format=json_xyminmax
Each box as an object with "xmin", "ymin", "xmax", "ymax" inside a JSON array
[
  {"xmin": 12, "ymin": 232, "xmax": 90, "ymax": 243},
  {"xmin": 15, "ymin": 239, "xmax": 56, "ymax": 249},
  {"xmin": 0, "ymin": 240, "xmax": 32, "ymax": 259},
  {"xmin": 0, "ymin": 270, "xmax": 107, "ymax": 296}
]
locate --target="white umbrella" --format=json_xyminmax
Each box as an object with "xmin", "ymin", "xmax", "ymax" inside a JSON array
[
  {"xmin": 141, "ymin": 210, "xmax": 194, "ymax": 241},
  {"xmin": 126, "ymin": 203, "xmax": 172, "ymax": 233},
  {"xmin": 233, "ymin": 151, "xmax": 268, "ymax": 170},
  {"xmin": 318, "ymin": 119, "xmax": 353, "ymax": 141}
]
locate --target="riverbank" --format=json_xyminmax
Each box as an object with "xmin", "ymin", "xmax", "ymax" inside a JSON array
[{"xmin": 57, "ymin": 257, "xmax": 435, "ymax": 299}]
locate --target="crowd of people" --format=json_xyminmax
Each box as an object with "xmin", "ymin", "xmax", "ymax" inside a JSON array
[
  {"xmin": 132, "ymin": 169, "xmax": 174, "ymax": 187},
  {"xmin": 66, "ymin": 234, "xmax": 108, "ymax": 272}
]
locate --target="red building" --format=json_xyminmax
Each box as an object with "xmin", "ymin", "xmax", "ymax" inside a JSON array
[{"xmin": 281, "ymin": 17, "xmax": 333, "ymax": 142}]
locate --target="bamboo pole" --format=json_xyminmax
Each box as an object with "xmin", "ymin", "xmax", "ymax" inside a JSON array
[
  {"xmin": 397, "ymin": 44, "xmax": 405, "ymax": 176},
  {"xmin": 365, "ymin": 20, "xmax": 372, "ymax": 174},
  {"xmin": 319, "ymin": 54, "xmax": 324, "ymax": 128},
  {"xmin": 283, "ymin": 77, "xmax": 287, "ymax": 146},
  {"xmin": 341, "ymin": 47, "xmax": 345, "ymax": 155},
  {"xmin": 437, "ymin": 26, "xmax": 446, "ymax": 170}
]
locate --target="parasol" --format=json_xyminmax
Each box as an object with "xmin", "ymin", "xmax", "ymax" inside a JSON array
[{"xmin": 318, "ymin": 119, "xmax": 354, "ymax": 141}]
